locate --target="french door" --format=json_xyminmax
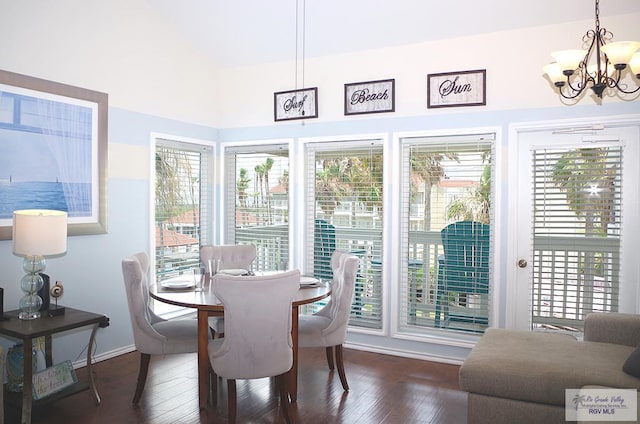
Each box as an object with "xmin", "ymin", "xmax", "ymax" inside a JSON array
[{"xmin": 508, "ymin": 121, "xmax": 640, "ymax": 331}]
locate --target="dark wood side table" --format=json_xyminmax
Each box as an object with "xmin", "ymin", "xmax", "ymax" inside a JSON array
[{"xmin": 0, "ymin": 307, "xmax": 109, "ymax": 424}]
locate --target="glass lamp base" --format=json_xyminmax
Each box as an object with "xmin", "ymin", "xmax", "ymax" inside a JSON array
[{"xmin": 19, "ymin": 310, "xmax": 41, "ymax": 320}]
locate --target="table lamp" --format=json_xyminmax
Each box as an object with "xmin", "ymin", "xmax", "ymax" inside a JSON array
[{"xmin": 12, "ymin": 209, "xmax": 67, "ymax": 320}]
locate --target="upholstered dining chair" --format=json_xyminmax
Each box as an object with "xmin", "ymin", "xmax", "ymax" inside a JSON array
[
  {"xmin": 200, "ymin": 244, "xmax": 257, "ymax": 338},
  {"xmin": 208, "ymin": 269, "xmax": 300, "ymax": 424},
  {"xmin": 298, "ymin": 250, "xmax": 358, "ymax": 391},
  {"xmin": 121, "ymin": 252, "xmax": 205, "ymax": 404}
]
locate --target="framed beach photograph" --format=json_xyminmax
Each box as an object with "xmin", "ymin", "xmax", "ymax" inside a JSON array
[
  {"xmin": 274, "ymin": 87, "xmax": 318, "ymax": 121},
  {"xmin": 427, "ymin": 69, "xmax": 486, "ymax": 108},
  {"xmin": 344, "ymin": 79, "xmax": 395, "ymax": 115},
  {"xmin": 0, "ymin": 69, "xmax": 108, "ymax": 240}
]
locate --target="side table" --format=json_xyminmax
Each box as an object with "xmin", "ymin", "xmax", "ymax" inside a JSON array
[{"xmin": 0, "ymin": 307, "xmax": 109, "ymax": 424}]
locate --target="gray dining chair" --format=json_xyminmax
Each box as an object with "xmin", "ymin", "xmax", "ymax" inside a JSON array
[
  {"xmin": 298, "ymin": 250, "xmax": 358, "ymax": 391},
  {"xmin": 200, "ymin": 244, "xmax": 257, "ymax": 338},
  {"xmin": 121, "ymin": 252, "xmax": 206, "ymax": 404},
  {"xmin": 208, "ymin": 269, "xmax": 300, "ymax": 424}
]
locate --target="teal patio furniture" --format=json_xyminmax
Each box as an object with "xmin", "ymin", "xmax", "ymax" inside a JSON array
[
  {"xmin": 314, "ymin": 219, "xmax": 336, "ymax": 281},
  {"xmin": 434, "ymin": 221, "xmax": 490, "ymax": 330}
]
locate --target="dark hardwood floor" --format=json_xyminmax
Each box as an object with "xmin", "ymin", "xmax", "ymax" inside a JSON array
[{"xmin": 10, "ymin": 347, "xmax": 467, "ymax": 424}]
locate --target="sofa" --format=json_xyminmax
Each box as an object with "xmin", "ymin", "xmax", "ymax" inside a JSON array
[{"xmin": 459, "ymin": 313, "xmax": 640, "ymax": 424}]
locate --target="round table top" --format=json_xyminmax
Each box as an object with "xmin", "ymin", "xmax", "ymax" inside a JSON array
[{"xmin": 149, "ymin": 272, "xmax": 331, "ymax": 311}]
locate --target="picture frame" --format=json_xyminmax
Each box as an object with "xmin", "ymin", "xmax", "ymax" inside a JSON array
[
  {"xmin": 344, "ymin": 79, "xmax": 395, "ymax": 115},
  {"xmin": 274, "ymin": 87, "xmax": 318, "ymax": 121},
  {"xmin": 32, "ymin": 360, "xmax": 78, "ymax": 400},
  {"xmin": 0, "ymin": 69, "xmax": 108, "ymax": 240},
  {"xmin": 427, "ymin": 69, "xmax": 486, "ymax": 108}
]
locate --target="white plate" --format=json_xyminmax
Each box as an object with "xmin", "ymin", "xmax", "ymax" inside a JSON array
[
  {"xmin": 161, "ymin": 279, "xmax": 196, "ymax": 289},
  {"xmin": 300, "ymin": 276, "xmax": 319, "ymax": 286},
  {"xmin": 218, "ymin": 268, "xmax": 249, "ymax": 276}
]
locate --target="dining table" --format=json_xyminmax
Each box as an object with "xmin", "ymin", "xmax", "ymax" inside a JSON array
[{"xmin": 149, "ymin": 271, "xmax": 331, "ymax": 409}]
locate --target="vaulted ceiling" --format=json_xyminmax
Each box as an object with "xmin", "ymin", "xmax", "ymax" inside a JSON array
[{"xmin": 147, "ymin": 0, "xmax": 640, "ymax": 68}]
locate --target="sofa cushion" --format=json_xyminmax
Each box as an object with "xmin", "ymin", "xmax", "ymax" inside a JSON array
[
  {"xmin": 459, "ymin": 328, "xmax": 640, "ymax": 407},
  {"xmin": 623, "ymin": 345, "xmax": 640, "ymax": 378}
]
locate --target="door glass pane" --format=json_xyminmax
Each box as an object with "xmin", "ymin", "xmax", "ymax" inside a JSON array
[{"xmin": 531, "ymin": 146, "xmax": 622, "ymax": 331}]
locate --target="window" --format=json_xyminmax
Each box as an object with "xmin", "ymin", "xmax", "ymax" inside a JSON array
[
  {"xmin": 306, "ymin": 139, "xmax": 384, "ymax": 329},
  {"xmin": 224, "ymin": 144, "xmax": 289, "ymax": 270},
  {"xmin": 154, "ymin": 138, "xmax": 212, "ymax": 296},
  {"xmin": 399, "ymin": 133, "xmax": 495, "ymax": 334}
]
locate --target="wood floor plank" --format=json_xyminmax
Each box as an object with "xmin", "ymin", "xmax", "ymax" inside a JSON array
[{"xmin": 8, "ymin": 347, "xmax": 467, "ymax": 424}]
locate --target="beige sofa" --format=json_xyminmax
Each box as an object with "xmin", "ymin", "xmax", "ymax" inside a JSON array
[{"xmin": 459, "ymin": 313, "xmax": 640, "ymax": 424}]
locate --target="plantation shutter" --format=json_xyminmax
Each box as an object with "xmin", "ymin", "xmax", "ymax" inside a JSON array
[
  {"xmin": 530, "ymin": 145, "xmax": 622, "ymax": 330},
  {"xmin": 306, "ymin": 140, "xmax": 384, "ymax": 329},
  {"xmin": 224, "ymin": 144, "xmax": 289, "ymax": 271}
]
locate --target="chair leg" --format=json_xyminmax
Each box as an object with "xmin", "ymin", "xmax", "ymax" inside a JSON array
[
  {"xmin": 276, "ymin": 373, "xmax": 292, "ymax": 424},
  {"xmin": 133, "ymin": 353, "xmax": 151, "ymax": 404},
  {"xmin": 227, "ymin": 379, "xmax": 237, "ymax": 423},
  {"xmin": 325, "ymin": 346, "xmax": 335, "ymax": 370},
  {"xmin": 209, "ymin": 364, "xmax": 217, "ymax": 406},
  {"xmin": 335, "ymin": 345, "xmax": 349, "ymax": 391}
]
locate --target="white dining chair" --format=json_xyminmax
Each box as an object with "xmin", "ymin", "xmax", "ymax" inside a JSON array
[
  {"xmin": 121, "ymin": 252, "xmax": 206, "ymax": 404},
  {"xmin": 298, "ymin": 250, "xmax": 359, "ymax": 391},
  {"xmin": 208, "ymin": 269, "xmax": 300, "ymax": 424},
  {"xmin": 200, "ymin": 244, "xmax": 257, "ymax": 338}
]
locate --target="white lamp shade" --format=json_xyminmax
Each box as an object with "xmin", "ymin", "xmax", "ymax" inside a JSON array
[
  {"xmin": 13, "ymin": 209, "xmax": 68, "ymax": 257},
  {"xmin": 601, "ymin": 41, "xmax": 640, "ymax": 66},
  {"xmin": 551, "ymin": 49, "xmax": 586, "ymax": 72},
  {"xmin": 629, "ymin": 52, "xmax": 640, "ymax": 76},
  {"xmin": 543, "ymin": 63, "xmax": 565, "ymax": 83}
]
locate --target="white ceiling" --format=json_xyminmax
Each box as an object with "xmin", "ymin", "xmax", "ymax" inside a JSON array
[{"xmin": 147, "ymin": 0, "xmax": 640, "ymax": 68}]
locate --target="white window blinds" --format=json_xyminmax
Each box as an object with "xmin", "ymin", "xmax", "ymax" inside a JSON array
[
  {"xmin": 531, "ymin": 146, "xmax": 622, "ymax": 330},
  {"xmin": 399, "ymin": 134, "xmax": 494, "ymax": 334},
  {"xmin": 224, "ymin": 145, "xmax": 289, "ymax": 271},
  {"xmin": 155, "ymin": 140, "xmax": 212, "ymax": 284},
  {"xmin": 306, "ymin": 140, "xmax": 384, "ymax": 329}
]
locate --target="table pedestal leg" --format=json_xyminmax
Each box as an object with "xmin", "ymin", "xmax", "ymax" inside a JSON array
[
  {"xmin": 198, "ymin": 310, "xmax": 210, "ymax": 409},
  {"xmin": 289, "ymin": 305, "xmax": 299, "ymax": 403}
]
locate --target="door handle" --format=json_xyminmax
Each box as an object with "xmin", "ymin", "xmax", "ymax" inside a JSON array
[{"xmin": 517, "ymin": 259, "xmax": 528, "ymax": 268}]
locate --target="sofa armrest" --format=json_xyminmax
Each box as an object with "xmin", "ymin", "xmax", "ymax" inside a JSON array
[{"xmin": 583, "ymin": 312, "xmax": 640, "ymax": 347}]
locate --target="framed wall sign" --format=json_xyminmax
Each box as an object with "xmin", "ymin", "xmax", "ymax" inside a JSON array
[
  {"xmin": 344, "ymin": 78, "xmax": 395, "ymax": 115},
  {"xmin": 0, "ymin": 69, "xmax": 108, "ymax": 240},
  {"xmin": 427, "ymin": 69, "xmax": 486, "ymax": 108},
  {"xmin": 274, "ymin": 87, "xmax": 318, "ymax": 121}
]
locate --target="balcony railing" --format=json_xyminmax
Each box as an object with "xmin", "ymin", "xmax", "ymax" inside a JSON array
[{"xmin": 155, "ymin": 224, "xmax": 620, "ymax": 332}]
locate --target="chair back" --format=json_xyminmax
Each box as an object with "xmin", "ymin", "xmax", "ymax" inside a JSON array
[
  {"xmin": 314, "ymin": 219, "xmax": 336, "ymax": 281},
  {"xmin": 200, "ymin": 244, "xmax": 257, "ymax": 273},
  {"xmin": 440, "ymin": 221, "xmax": 490, "ymax": 294},
  {"xmin": 315, "ymin": 251, "xmax": 359, "ymax": 345},
  {"xmin": 209, "ymin": 269, "xmax": 300, "ymax": 380},
  {"xmin": 121, "ymin": 252, "xmax": 169, "ymax": 353}
]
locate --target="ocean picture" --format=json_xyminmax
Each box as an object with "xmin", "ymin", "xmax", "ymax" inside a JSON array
[
  {"xmin": 0, "ymin": 70, "xmax": 106, "ymax": 239},
  {"xmin": 0, "ymin": 83, "xmax": 96, "ymax": 222}
]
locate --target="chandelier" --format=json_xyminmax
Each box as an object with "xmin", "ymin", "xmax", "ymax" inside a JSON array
[{"xmin": 543, "ymin": 0, "xmax": 640, "ymax": 100}]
